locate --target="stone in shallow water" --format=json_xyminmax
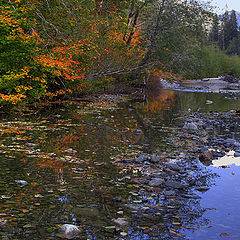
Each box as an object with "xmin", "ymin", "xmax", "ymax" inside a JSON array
[
  {"xmin": 113, "ymin": 218, "xmax": 128, "ymax": 226},
  {"xmin": 135, "ymin": 155, "xmax": 148, "ymax": 163},
  {"xmin": 166, "ymin": 163, "xmax": 180, "ymax": 171},
  {"xmin": 164, "ymin": 180, "xmax": 186, "ymax": 189},
  {"xmin": 183, "ymin": 122, "xmax": 198, "ymax": 131},
  {"xmin": 234, "ymin": 152, "xmax": 240, "ymax": 157},
  {"xmin": 182, "ymin": 193, "xmax": 201, "ymax": 199},
  {"xmin": 195, "ymin": 186, "xmax": 210, "ymax": 192},
  {"xmin": 199, "ymin": 151, "xmax": 213, "ymax": 161},
  {"xmin": 164, "ymin": 190, "xmax": 176, "ymax": 196},
  {"xmin": 150, "ymin": 155, "xmax": 160, "ymax": 163},
  {"xmin": 148, "ymin": 178, "xmax": 164, "ymax": 187},
  {"xmin": 16, "ymin": 180, "xmax": 28, "ymax": 187},
  {"xmin": 57, "ymin": 224, "xmax": 81, "ymax": 239}
]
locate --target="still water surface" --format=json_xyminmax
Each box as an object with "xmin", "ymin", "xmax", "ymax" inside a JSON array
[{"xmin": 0, "ymin": 89, "xmax": 240, "ymax": 239}]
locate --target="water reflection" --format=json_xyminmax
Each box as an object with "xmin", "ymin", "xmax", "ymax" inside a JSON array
[
  {"xmin": 0, "ymin": 90, "xmax": 239, "ymax": 239},
  {"xmin": 212, "ymin": 151, "xmax": 240, "ymax": 167}
]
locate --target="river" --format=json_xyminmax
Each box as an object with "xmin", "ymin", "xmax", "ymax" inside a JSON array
[{"xmin": 0, "ymin": 88, "xmax": 240, "ymax": 239}]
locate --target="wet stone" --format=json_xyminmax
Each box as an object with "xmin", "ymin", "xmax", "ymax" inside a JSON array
[
  {"xmin": 76, "ymin": 168, "xmax": 84, "ymax": 172},
  {"xmin": 195, "ymin": 186, "xmax": 210, "ymax": 192},
  {"xmin": 150, "ymin": 155, "xmax": 160, "ymax": 163},
  {"xmin": 16, "ymin": 180, "xmax": 28, "ymax": 187},
  {"xmin": 182, "ymin": 193, "xmax": 201, "ymax": 199},
  {"xmin": 113, "ymin": 218, "xmax": 128, "ymax": 226},
  {"xmin": 164, "ymin": 180, "xmax": 186, "ymax": 189},
  {"xmin": 164, "ymin": 190, "xmax": 176, "ymax": 196},
  {"xmin": 148, "ymin": 178, "xmax": 164, "ymax": 187},
  {"xmin": 199, "ymin": 151, "xmax": 213, "ymax": 161},
  {"xmin": 166, "ymin": 163, "xmax": 180, "ymax": 171},
  {"xmin": 183, "ymin": 122, "xmax": 198, "ymax": 131},
  {"xmin": 135, "ymin": 155, "xmax": 149, "ymax": 163},
  {"xmin": 57, "ymin": 224, "xmax": 81, "ymax": 239}
]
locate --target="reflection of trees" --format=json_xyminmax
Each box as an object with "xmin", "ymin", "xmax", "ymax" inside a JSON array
[{"xmin": 0, "ymin": 96, "xmax": 222, "ymax": 240}]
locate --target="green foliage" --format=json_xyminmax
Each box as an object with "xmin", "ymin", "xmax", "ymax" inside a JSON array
[{"xmin": 181, "ymin": 45, "xmax": 240, "ymax": 79}]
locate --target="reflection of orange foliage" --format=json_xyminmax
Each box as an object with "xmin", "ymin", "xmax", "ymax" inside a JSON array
[
  {"xmin": 146, "ymin": 89, "xmax": 175, "ymax": 113},
  {"xmin": 36, "ymin": 158, "xmax": 65, "ymax": 172},
  {"xmin": 0, "ymin": 127, "xmax": 26, "ymax": 136}
]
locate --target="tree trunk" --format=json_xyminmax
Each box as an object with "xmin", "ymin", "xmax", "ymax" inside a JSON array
[{"xmin": 133, "ymin": 0, "xmax": 167, "ymax": 77}]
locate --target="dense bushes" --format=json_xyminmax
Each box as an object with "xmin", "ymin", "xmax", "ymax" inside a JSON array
[{"xmin": 182, "ymin": 45, "xmax": 240, "ymax": 79}]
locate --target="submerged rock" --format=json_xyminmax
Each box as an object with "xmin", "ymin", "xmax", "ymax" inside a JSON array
[
  {"xmin": 195, "ymin": 186, "xmax": 210, "ymax": 192},
  {"xmin": 113, "ymin": 218, "xmax": 128, "ymax": 226},
  {"xmin": 57, "ymin": 224, "xmax": 81, "ymax": 239},
  {"xmin": 164, "ymin": 190, "xmax": 176, "ymax": 196},
  {"xmin": 148, "ymin": 178, "xmax": 164, "ymax": 187},
  {"xmin": 16, "ymin": 180, "xmax": 28, "ymax": 187},
  {"xmin": 75, "ymin": 207, "xmax": 99, "ymax": 217},
  {"xmin": 135, "ymin": 155, "xmax": 149, "ymax": 163},
  {"xmin": 234, "ymin": 152, "xmax": 240, "ymax": 157},
  {"xmin": 182, "ymin": 193, "xmax": 201, "ymax": 199},
  {"xmin": 183, "ymin": 122, "xmax": 198, "ymax": 131},
  {"xmin": 150, "ymin": 155, "xmax": 160, "ymax": 163},
  {"xmin": 166, "ymin": 163, "xmax": 180, "ymax": 171},
  {"xmin": 199, "ymin": 151, "xmax": 213, "ymax": 162},
  {"xmin": 164, "ymin": 180, "xmax": 186, "ymax": 189}
]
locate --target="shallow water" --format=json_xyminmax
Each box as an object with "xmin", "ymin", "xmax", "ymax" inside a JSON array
[{"xmin": 0, "ymin": 89, "xmax": 240, "ymax": 239}]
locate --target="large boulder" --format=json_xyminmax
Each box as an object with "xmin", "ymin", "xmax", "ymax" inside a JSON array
[{"xmin": 223, "ymin": 75, "xmax": 239, "ymax": 83}]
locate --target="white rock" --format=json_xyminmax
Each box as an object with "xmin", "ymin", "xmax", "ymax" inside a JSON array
[
  {"xmin": 16, "ymin": 180, "xmax": 28, "ymax": 187},
  {"xmin": 113, "ymin": 218, "xmax": 128, "ymax": 226},
  {"xmin": 183, "ymin": 122, "xmax": 198, "ymax": 131},
  {"xmin": 58, "ymin": 224, "xmax": 81, "ymax": 239}
]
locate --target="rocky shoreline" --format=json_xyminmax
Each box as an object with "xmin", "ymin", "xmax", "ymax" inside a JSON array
[
  {"xmin": 110, "ymin": 107, "xmax": 240, "ymax": 237},
  {"xmin": 178, "ymin": 76, "xmax": 240, "ymax": 93}
]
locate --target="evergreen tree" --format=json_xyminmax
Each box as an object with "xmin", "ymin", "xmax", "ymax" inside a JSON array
[
  {"xmin": 219, "ymin": 10, "xmax": 229, "ymax": 50},
  {"xmin": 227, "ymin": 36, "xmax": 240, "ymax": 55},
  {"xmin": 209, "ymin": 15, "xmax": 219, "ymax": 43},
  {"xmin": 225, "ymin": 10, "xmax": 239, "ymax": 48}
]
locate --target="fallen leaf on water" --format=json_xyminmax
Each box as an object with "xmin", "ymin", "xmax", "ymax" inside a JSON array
[
  {"xmin": 220, "ymin": 232, "xmax": 230, "ymax": 236},
  {"xmin": 23, "ymin": 224, "xmax": 33, "ymax": 228},
  {"xmin": 34, "ymin": 194, "xmax": 44, "ymax": 198},
  {"xmin": 181, "ymin": 226, "xmax": 197, "ymax": 230},
  {"xmin": 22, "ymin": 209, "xmax": 29, "ymax": 213},
  {"xmin": 105, "ymin": 226, "xmax": 115, "ymax": 233},
  {"xmin": 169, "ymin": 229, "xmax": 185, "ymax": 237},
  {"xmin": 120, "ymin": 232, "xmax": 128, "ymax": 236},
  {"xmin": 172, "ymin": 222, "xmax": 181, "ymax": 226}
]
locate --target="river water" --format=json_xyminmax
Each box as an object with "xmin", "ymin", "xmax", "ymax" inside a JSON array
[{"xmin": 0, "ymin": 89, "xmax": 240, "ymax": 239}]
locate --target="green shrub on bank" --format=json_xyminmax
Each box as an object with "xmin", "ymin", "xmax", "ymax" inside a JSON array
[{"xmin": 182, "ymin": 45, "xmax": 240, "ymax": 79}]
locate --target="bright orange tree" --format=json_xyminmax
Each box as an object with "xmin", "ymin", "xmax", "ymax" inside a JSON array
[{"xmin": 0, "ymin": 0, "xmax": 145, "ymax": 104}]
